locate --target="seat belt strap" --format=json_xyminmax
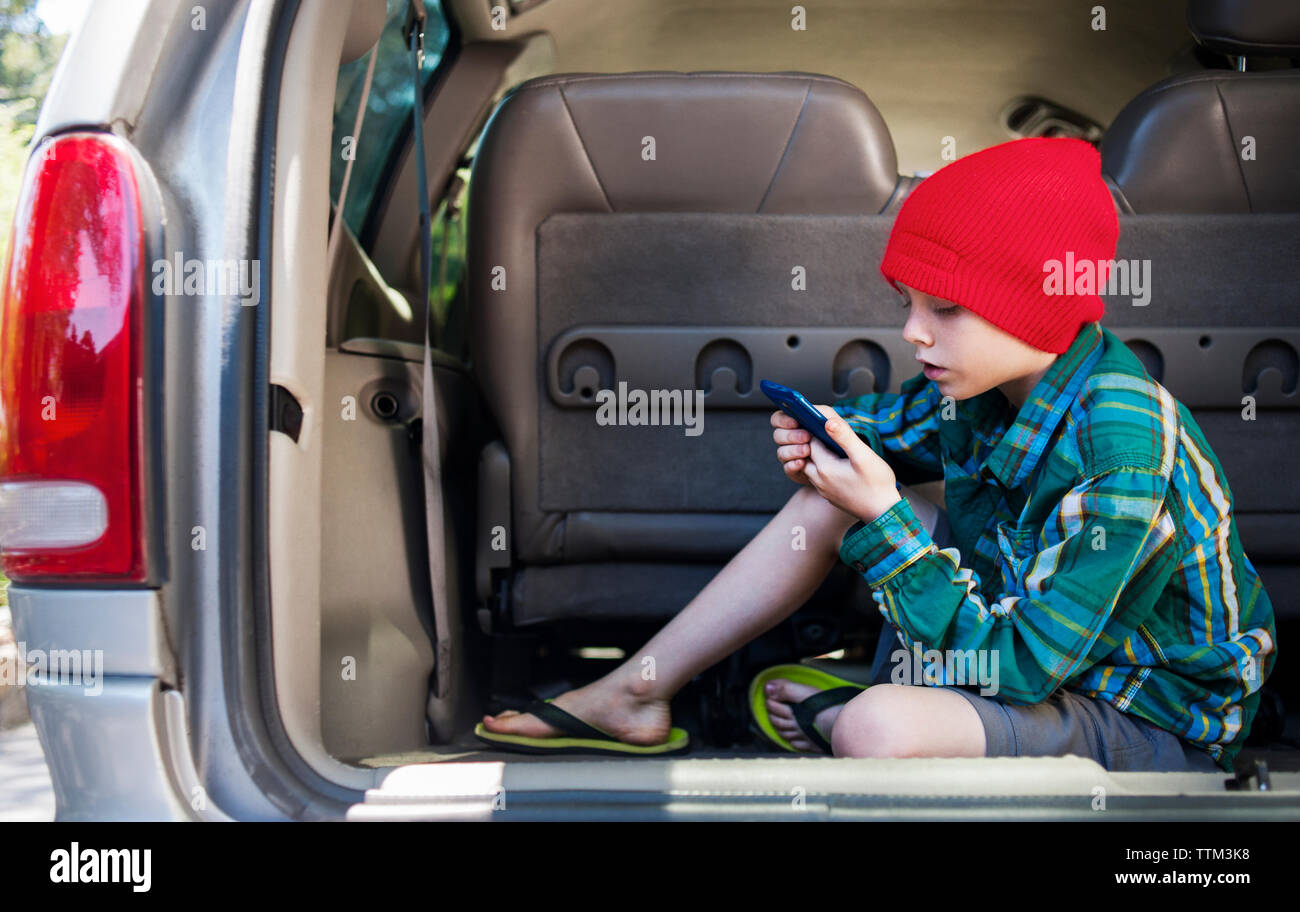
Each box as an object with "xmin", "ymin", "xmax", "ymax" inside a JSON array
[
  {"xmin": 405, "ymin": 0, "xmax": 455, "ymax": 714},
  {"xmin": 329, "ymin": 37, "xmax": 378, "ymax": 248},
  {"xmin": 403, "ymin": 0, "xmax": 432, "ymax": 317}
]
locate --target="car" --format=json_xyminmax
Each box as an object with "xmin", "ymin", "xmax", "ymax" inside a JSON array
[{"xmin": 2, "ymin": 0, "xmax": 1298, "ymax": 821}]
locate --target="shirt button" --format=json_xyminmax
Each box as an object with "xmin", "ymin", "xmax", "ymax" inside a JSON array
[{"xmin": 853, "ymin": 562, "xmax": 865, "ymax": 572}]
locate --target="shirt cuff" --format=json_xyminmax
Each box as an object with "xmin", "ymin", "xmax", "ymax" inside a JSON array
[{"xmin": 839, "ymin": 496, "xmax": 936, "ymax": 587}]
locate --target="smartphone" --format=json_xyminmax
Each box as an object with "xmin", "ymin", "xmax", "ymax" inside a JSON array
[{"xmin": 760, "ymin": 379, "xmax": 848, "ymax": 459}]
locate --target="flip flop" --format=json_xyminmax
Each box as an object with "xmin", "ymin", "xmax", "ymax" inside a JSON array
[
  {"xmin": 749, "ymin": 663, "xmax": 870, "ymax": 754},
  {"xmin": 473, "ymin": 697, "xmax": 691, "ymax": 756}
]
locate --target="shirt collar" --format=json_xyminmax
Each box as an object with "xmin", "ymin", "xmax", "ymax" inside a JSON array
[{"xmin": 956, "ymin": 321, "xmax": 1105, "ymax": 491}]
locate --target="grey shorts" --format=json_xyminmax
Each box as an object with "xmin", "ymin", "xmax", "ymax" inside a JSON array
[
  {"xmin": 946, "ymin": 683, "xmax": 1222, "ymax": 772},
  {"xmin": 866, "ymin": 495, "xmax": 1223, "ymax": 774},
  {"xmin": 867, "ymin": 624, "xmax": 1221, "ymax": 772}
]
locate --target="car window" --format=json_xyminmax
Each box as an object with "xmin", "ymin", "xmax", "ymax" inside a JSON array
[
  {"xmin": 329, "ymin": 0, "xmax": 450, "ymax": 241},
  {"xmin": 428, "ymin": 156, "xmax": 469, "ymax": 354}
]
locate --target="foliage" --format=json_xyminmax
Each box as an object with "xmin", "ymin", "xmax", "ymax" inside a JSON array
[{"xmin": 0, "ymin": 0, "xmax": 68, "ymax": 125}]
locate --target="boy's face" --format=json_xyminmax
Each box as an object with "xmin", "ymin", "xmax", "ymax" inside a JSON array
[{"xmin": 898, "ymin": 283, "xmax": 1058, "ymax": 409}]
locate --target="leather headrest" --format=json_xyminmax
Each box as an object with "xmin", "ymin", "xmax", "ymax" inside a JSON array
[
  {"xmin": 1188, "ymin": 0, "xmax": 1300, "ymax": 57},
  {"xmin": 479, "ymin": 71, "xmax": 901, "ymax": 215}
]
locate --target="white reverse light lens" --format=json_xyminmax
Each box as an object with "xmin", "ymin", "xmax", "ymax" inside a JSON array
[{"xmin": 0, "ymin": 481, "xmax": 109, "ymax": 549}]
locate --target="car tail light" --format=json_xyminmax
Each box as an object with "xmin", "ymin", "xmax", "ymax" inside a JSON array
[{"xmin": 0, "ymin": 133, "xmax": 148, "ymax": 581}]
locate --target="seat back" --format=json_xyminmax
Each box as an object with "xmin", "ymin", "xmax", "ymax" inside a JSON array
[
  {"xmin": 466, "ymin": 68, "xmax": 1300, "ymax": 629},
  {"xmin": 1099, "ymin": 1, "xmax": 1300, "ymax": 619},
  {"xmin": 466, "ymin": 72, "xmax": 917, "ymax": 626},
  {"xmin": 1101, "ymin": 0, "xmax": 1300, "ymax": 213}
]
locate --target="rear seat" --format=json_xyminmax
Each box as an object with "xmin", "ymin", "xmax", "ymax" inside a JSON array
[
  {"xmin": 466, "ymin": 51, "xmax": 1298, "ymax": 631},
  {"xmin": 1102, "ymin": 0, "xmax": 1300, "ymax": 213},
  {"xmin": 466, "ymin": 71, "xmax": 917, "ymax": 627},
  {"xmin": 1099, "ymin": 0, "xmax": 1300, "ymax": 619}
]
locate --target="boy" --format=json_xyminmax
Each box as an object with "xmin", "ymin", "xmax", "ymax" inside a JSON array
[{"xmin": 478, "ymin": 137, "xmax": 1277, "ymax": 772}]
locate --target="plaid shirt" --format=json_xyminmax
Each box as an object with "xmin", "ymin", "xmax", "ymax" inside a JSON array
[{"xmin": 832, "ymin": 321, "xmax": 1277, "ymax": 771}]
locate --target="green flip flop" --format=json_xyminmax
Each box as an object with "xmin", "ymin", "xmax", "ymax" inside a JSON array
[
  {"xmin": 749, "ymin": 663, "xmax": 870, "ymax": 754},
  {"xmin": 473, "ymin": 697, "xmax": 691, "ymax": 756}
]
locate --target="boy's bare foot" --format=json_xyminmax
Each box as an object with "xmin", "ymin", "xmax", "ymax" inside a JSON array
[
  {"xmin": 764, "ymin": 678, "xmax": 848, "ymax": 753},
  {"xmin": 480, "ymin": 677, "xmax": 673, "ymax": 747}
]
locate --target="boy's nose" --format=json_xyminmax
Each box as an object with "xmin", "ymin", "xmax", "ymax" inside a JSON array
[{"xmin": 902, "ymin": 315, "xmax": 931, "ymax": 348}]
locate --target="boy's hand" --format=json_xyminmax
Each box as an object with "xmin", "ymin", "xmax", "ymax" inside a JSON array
[
  {"xmin": 771, "ymin": 408, "xmax": 815, "ymax": 485},
  {"xmin": 801, "ymin": 406, "xmax": 902, "ymax": 524}
]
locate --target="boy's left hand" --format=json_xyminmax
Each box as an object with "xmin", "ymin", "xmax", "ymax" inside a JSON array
[{"xmin": 803, "ymin": 406, "xmax": 903, "ymax": 524}]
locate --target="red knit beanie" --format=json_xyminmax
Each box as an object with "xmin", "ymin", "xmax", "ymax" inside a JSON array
[{"xmin": 880, "ymin": 137, "xmax": 1119, "ymax": 354}]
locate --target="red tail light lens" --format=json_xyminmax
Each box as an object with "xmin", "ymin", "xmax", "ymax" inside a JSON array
[{"xmin": 0, "ymin": 133, "xmax": 147, "ymax": 581}]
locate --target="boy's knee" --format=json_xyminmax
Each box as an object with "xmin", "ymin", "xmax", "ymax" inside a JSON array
[
  {"xmin": 831, "ymin": 685, "xmax": 925, "ymax": 759},
  {"xmin": 788, "ymin": 485, "xmax": 858, "ymax": 553}
]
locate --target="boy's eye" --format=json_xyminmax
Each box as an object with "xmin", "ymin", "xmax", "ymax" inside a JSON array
[{"xmin": 899, "ymin": 296, "xmax": 958, "ymax": 316}]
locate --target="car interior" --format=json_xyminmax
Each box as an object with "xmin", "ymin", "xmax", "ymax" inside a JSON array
[{"xmin": 261, "ymin": 0, "xmax": 1300, "ymax": 792}]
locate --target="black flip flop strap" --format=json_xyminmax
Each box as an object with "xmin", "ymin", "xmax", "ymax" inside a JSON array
[
  {"xmin": 792, "ymin": 686, "xmax": 863, "ymax": 754},
  {"xmin": 526, "ymin": 699, "xmax": 615, "ymax": 742}
]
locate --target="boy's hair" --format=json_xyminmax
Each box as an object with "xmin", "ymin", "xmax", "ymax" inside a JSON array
[{"xmin": 880, "ymin": 137, "xmax": 1119, "ymax": 354}]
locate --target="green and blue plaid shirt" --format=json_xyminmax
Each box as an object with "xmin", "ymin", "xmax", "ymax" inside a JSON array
[{"xmin": 832, "ymin": 320, "xmax": 1277, "ymax": 771}]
